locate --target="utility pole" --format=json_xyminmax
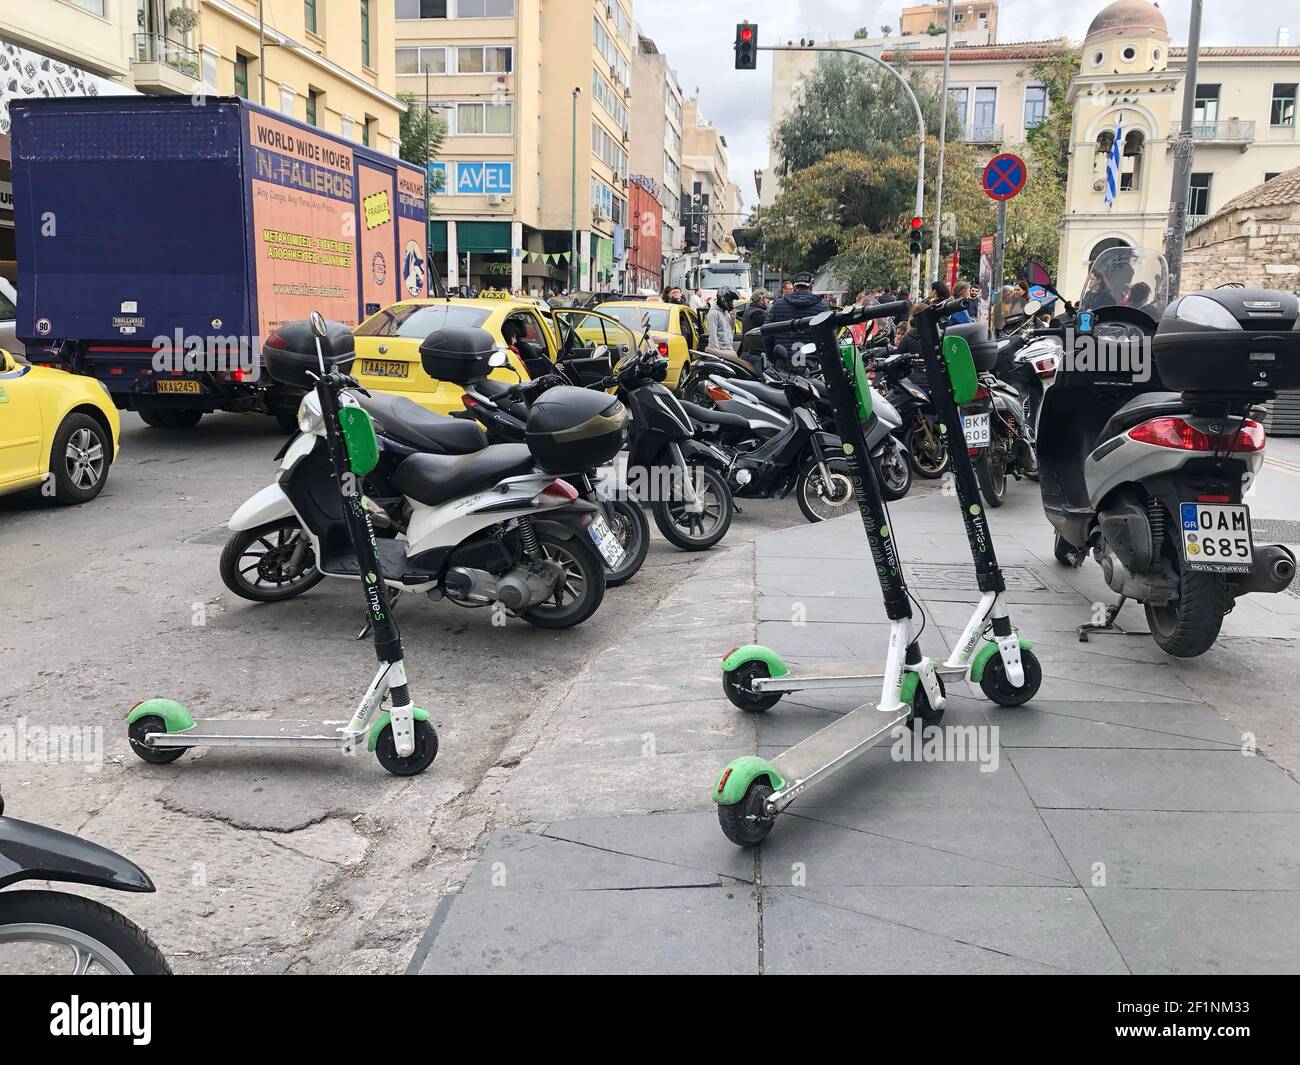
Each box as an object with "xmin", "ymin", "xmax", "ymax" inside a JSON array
[
  {"xmin": 931, "ymin": 0, "xmax": 955, "ymax": 285},
  {"xmin": 425, "ymin": 66, "xmax": 433, "ymax": 291},
  {"xmin": 258, "ymin": 0, "xmax": 266, "ymax": 105},
  {"xmin": 1165, "ymin": 0, "xmax": 1204, "ymax": 298},
  {"xmin": 570, "ymin": 87, "xmax": 581, "ymax": 291}
]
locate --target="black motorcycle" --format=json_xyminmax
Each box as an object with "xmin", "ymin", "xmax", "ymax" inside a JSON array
[
  {"xmin": 872, "ymin": 350, "xmax": 950, "ymax": 478},
  {"xmin": 961, "ymin": 370, "xmax": 1037, "ymax": 508},
  {"xmin": 617, "ymin": 346, "xmax": 734, "ymax": 551},
  {"xmin": 0, "ymin": 783, "xmax": 170, "ymax": 974}
]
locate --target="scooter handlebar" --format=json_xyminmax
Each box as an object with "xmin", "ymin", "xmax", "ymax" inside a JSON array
[{"xmin": 757, "ymin": 299, "xmax": 913, "ymax": 336}]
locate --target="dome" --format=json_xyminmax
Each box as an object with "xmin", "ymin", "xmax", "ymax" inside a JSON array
[{"xmin": 1085, "ymin": 1, "xmax": 1169, "ymax": 43}]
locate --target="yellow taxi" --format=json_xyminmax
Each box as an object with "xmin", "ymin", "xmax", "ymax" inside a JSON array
[
  {"xmin": 351, "ymin": 295, "xmax": 635, "ymax": 414},
  {"xmin": 589, "ymin": 300, "xmax": 705, "ymax": 390},
  {"xmin": 0, "ymin": 347, "xmax": 121, "ymax": 504}
]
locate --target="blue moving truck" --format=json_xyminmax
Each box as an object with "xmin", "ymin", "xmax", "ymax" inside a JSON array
[{"xmin": 10, "ymin": 95, "xmax": 428, "ymax": 429}]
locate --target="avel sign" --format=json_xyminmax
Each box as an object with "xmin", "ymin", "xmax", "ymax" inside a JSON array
[{"xmin": 455, "ymin": 162, "xmax": 513, "ymax": 196}]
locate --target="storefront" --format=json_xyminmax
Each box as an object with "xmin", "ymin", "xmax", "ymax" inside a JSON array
[{"xmin": 429, "ymin": 219, "xmax": 513, "ymax": 294}]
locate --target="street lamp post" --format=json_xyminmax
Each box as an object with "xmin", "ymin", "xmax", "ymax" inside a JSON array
[
  {"xmin": 1165, "ymin": 0, "xmax": 1204, "ymax": 298},
  {"xmin": 258, "ymin": 0, "xmax": 266, "ymax": 105},
  {"xmin": 570, "ymin": 87, "xmax": 581, "ymax": 292}
]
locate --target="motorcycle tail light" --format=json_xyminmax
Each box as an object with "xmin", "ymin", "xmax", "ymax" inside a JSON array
[
  {"xmin": 536, "ymin": 479, "xmax": 578, "ymax": 504},
  {"xmin": 657, "ymin": 340, "xmax": 669, "ymax": 358},
  {"xmin": 706, "ymin": 384, "xmax": 733, "ymax": 402},
  {"xmin": 973, "ymin": 385, "xmax": 990, "ymax": 402},
  {"xmin": 462, "ymin": 394, "xmax": 479, "ymax": 408},
  {"xmin": 1033, "ymin": 357, "xmax": 1058, "ymax": 379},
  {"xmin": 1127, "ymin": 417, "xmax": 1265, "ymax": 453}
]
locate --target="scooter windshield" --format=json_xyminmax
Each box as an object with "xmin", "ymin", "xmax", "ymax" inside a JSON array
[{"xmin": 1077, "ymin": 247, "xmax": 1169, "ymax": 321}]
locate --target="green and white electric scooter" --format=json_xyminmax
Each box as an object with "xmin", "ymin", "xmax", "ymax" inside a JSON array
[
  {"xmin": 714, "ymin": 299, "xmax": 1040, "ymax": 846},
  {"xmin": 125, "ymin": 313, "xmax": 438, "ymax": 777}
]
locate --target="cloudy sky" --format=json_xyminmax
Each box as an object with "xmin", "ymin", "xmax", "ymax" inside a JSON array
[{"xmin": 636, "ymin": 0, "xmax": 1300, "ymax": 206}]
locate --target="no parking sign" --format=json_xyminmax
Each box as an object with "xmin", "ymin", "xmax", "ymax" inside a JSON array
[{"xmin": 982, "ymin": 153, "xmax": 1027, "ymax": 202}]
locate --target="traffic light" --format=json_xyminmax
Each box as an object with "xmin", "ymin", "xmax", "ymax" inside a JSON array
[
  {"xmin": 908, "ymin": 216, "xmax": 924, "ymax": 256},
  {"xmin": 735, "ymin": 23, "xmax": 757, "ymax": 70}
]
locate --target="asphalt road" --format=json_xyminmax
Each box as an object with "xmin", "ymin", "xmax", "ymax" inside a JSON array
[{"xmin": 0, "ymin": 410, "xmax": 808, "ymax": 973}]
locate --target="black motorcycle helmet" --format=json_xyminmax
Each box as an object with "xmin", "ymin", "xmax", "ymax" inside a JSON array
[{"xmin": 716, "ymin": 287, "xmax": 739, "ymax": 312}]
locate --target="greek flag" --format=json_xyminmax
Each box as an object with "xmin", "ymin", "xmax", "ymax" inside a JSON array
[{"xmin": 1105, "ymin": 112, "xmax": 1123, "ymax": 208}]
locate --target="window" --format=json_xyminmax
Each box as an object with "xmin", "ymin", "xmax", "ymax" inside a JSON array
[
  {"xmin": 665, "ymin": 119, "xmax": 681, "ymax": 156},
  {"xmin": 457, "ymin": 46, "xmax": 513, "ymax": 74},
  {"xmin": 234, "ymin": 54, "xmax": 249, "ymax": 98},
  {"xmin": 1272, "ymin": 84, "xmax": 1298, "ymax": 126},
  {"xmin": 361, "ymin": 1, "xmax": 371, "ymax": 67},
  {"xmin": 592, "ymin": 71, "xmax": 628, "ymax": 131},
  {"xmin": 663, "ymin": 153, "xmax": 680, "ymax": 190},
  {"xmin": 456, "ymin": 102, "xmax": 513, "ymax": 135},
  {"xmin": 1193, "ymin": 84, "xmax": 1220, "ymax": 124},
  {"xmin": 1265, "ymin": 172, "xmax": 1281, "ymax": 182},
  {"xmin": 304, "ymin": 0, "xmax": 318, "ymax": 36},
  {"xmin": 665, "ymin": 85, "xmax": 682, "ymax": 124},
  {"xmin": 396, "ymin": 0, "xmax": 447, "ymax": 17},
  {"xmin": 1024, "ymin": 84, "xmax": 1047, "ymax": 129},
  {"xmin": 69, "ymin": 0, "xmax": 106, "ymax": 13},
  {"xmin": 306, "ymin": 88, "xmax": 320, "ymax": 126},
  {"xmin": 363, "ymin": 116, "xmax": 373, "ymax": 147},
  {"xmin": 280, "ymin": 85, "xmax": 295, "ymax": 117},
  {"xmin": 593, "ymin": 123, "xmax": 628, "ymax": 175},
  {"xmin": 1189, "ymin": 173, "xmax": 1212, "ymax": 217},
  {"xmin": 948, "ymin": 87, "xmax": 968, "ymax": 132},
  {"xmin": 973, "ymin": 87, "xmax": 997, "ymax": 130},
  {"xmin": 593, "ymin": 17, "xmax": 630, "ymax": 87},
  {"xmin": 458, "ymin": 0, "xmax": 514, "ymax": 16},
  {"xmin": 396, "ymin": 47, "xmax": 447, "ymax": 75}
]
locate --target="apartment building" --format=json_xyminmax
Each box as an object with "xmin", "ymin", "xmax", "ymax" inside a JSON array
[
  {"xmin": 0, "ymin": 1, "xmax": 404, "ymax": 263},
  {"xmin": 900, "ymin": 2, "xmax": 997, "ymax": 40},
  {"xmin": 681, "ymin": 97, "xmax": 734, "ymax": 255},
  {"xmin": 396, "ymin": 0, "xmax": 635, "ymax": 294},
  {"xmin": 631, "ymin": 31, "xmax": 684, "ymax": 266},
  {"xmin": 1057, "ymin": 1, "xmax": 1300, "ymax": 294}
]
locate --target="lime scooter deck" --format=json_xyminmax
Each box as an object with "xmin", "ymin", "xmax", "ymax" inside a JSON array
[
  {"xmin": 713, "ymin": 300, "xmax": 1042, "ymax": 847},
  {"xmin": 125, "ymin": 315, "xmax": 438, "ymax": 778}
]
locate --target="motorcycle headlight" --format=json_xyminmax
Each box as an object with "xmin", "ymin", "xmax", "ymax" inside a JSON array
[{"xmin": 296, "ymin": 391, "xmax": 324, "ymax": 434}]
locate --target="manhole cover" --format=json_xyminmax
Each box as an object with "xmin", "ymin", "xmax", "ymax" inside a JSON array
[
  {"xmin": 1252, "ymin": 519, "xmax": 1300, "ymax": 544},
  {"xmin": 179, "ymin": 524, "xmax": 231, "ymax": 546},
  {"xmin": 904, "ymin": 562, "xmax": 1051, "ymax": 591}
]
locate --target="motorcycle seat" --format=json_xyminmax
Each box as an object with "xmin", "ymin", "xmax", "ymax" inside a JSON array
[
  {"xmin": 678, "ymin": 398, "xmax": 749, "ymax": 432},
  {"xmin": 392, "ymin": 443, "xmax": 536, "ymax": 507},
  {"xmin": 732, "ymin": 380, "xmax": 792, "ymax": 411},
  {"xmin": 1098, "ymin": 392, "xmax": 1185, "ymax": 443},
  {"xmin": 356, "ymin": 392, "xmax": 487, "ymax": 455}
]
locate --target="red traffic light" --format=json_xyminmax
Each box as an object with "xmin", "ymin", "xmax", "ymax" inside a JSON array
[
  {"xmin": 910, "ymin": 216, "xmax": 924, "ymax": 229},
  {"xmin": 740, "ymin": 26, "xmax": 753, "ymax": 41}
]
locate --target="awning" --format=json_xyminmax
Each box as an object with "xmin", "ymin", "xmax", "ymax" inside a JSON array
[{"xmin": 429, "ymin": 220, "xmax": 512, "ymax": 254}]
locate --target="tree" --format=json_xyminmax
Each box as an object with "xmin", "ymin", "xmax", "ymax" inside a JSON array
[
  {"xmin": 771, "ymin": 54, "xmax": 952, "ymax": 178},
  {"xmin": 853, "ymin": 27, "xmax": 870, "ymax": 39},
  {"xmin": 880, "ymin": 25, "xmax": 894, "ymax": 36},
  {"xmin": 1023, "ymin": 53, "xmax": 1078, "ymax": 184},
  {"xmin": 397, "ymin": 93, "xmax": 447, "ymax": 192}
]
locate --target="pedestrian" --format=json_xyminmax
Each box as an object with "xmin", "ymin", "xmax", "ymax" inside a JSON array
[
  {"xmin": 763, "ymin": 271, "xmax": 827, "ymax": 369},
  {"xmin": 690, "ymin": 287, "xmax": 707, "ymax": 311},
  {"xmin": 928, "ymin": 279, "xmax": 951, "ymax": 304},
  {"xmin": 741, "ymin": 289, "xmax": 769, "ymax": 373},
  {"xmin": 947, "ymin": 281, "xmax": 974, "ymax": 324},
  {"xmin": 780, "ymin": 280, "xmax": 795, "ymax": 297},
  {"xmin": 706, "ymin": 288, "xmax": 738, "ymax": 356}
]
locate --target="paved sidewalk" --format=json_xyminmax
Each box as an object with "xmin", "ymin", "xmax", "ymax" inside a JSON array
[{"xmin": 410, "ymin": 486, "xmax": 1300, "ymax": 975}]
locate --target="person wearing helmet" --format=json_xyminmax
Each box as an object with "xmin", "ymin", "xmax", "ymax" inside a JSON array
[
  {"xmin": 763, "ymin": 271, "xmax": 827, "ymax": 367},
  {"xmin": 706, "ymin": 287, "xmax": 739, "ymax": 356}
]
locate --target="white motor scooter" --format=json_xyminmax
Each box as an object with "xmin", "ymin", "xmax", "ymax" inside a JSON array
[{"xmin": 221, "ymin": 354, "xmax": 624, "ymax": 631}]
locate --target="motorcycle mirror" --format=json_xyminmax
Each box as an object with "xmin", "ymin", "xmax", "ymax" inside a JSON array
[
  {"xmin": 309, "ymin": 310, "xmax": 329, "ymax": 338},
  {"xmin": 489, "ymin": 350, "xmax": 509, "ymax": 368},
  {"xmin": 1021, "ymin": 262, "xmax": 1053, "ymax": 289}
]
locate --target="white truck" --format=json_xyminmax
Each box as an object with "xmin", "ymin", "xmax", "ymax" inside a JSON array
[{"xmin": 668, "ymin": 254, "xmax": 753, "ymax": 303}]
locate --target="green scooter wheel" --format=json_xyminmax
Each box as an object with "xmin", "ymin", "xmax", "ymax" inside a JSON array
[
  {"xmin": 127, "ymin": 716, "xmax": 187, "ymax": 765},
  {"xmin": 980, "ymin": 649, "xmax": 1043, "ymax": 707},
  {"xmin": 717, "ymin": 780, "xmax": 775, "ymax": 847},
  {"xmin": 907, "ymin": 673, "xmax": 946, "ymax": 728},
  {"xmin": 374, "ymin": 719, "xmax": 440, "ymax": 776},
  {"xmin": 723, "ymin": 662, "xmax": 783, "ymax": 712}
]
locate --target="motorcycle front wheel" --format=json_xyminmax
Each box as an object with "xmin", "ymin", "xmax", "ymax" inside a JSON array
[
  {"xmin": 0, "ymin": 890, "xmax": 171, "ymax": 975},
  {"xmin": 796, "ymin": 458, "xmax": 857, "ymax": 522},
  {"xmin": 652, "ymin": 465, "xmax": 733, "ymax": 550},
  {"xmin": 906, "ymin": 420, "xmax": 949, "ymax": 479},
  {"xmin": 873, "ymin": 443, "xmax": 913, "ymax": 502},
  {"xmin": 219, "ymin": 520, "xmax": 323, "ymax": 602}
]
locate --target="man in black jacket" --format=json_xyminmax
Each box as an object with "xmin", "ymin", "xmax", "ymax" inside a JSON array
[{"xmin": 763, "ymin": 272, "xmax": 827, "ymax": 367}]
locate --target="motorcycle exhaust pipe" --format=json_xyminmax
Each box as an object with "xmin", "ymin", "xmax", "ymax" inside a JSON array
[{"xmin": 1233, "ymin": 545, "xmax": 1296, "ymax": 597}]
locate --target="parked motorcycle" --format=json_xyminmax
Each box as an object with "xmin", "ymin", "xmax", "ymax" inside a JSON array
[
  {"xmin": 0, "ymin": 783, "xmax": 170, "ymax": 974},
  {"xmin": 1030, "ymin": 249, "xmax": 1298, "ymax": 657},
  {"xmin": 872, "ymin": 349, "xmax": 950, "ymax": 479},
  {"xmin": 221, "ymin": 321, "xmax": 620, "ymax": 630}
]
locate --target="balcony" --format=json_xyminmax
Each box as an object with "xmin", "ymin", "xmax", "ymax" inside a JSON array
[
  {"xmin": 1185, "ymin": 214, "xmax": 1210, "ymax": 230},
  {"xmin": 1167, "ymin": 119, "xmax": 1255, "ymax": 149},
  {"xmin": 963, "ymin": 124, "xmax": 1003, "ymax": 144},
  {"xmin": 132, "ymin": 33, "xmax": 200, "ymax": 93}
]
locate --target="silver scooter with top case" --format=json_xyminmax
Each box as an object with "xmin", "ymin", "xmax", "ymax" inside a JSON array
[
  {"xmin": 222, "ymin": 324, "xmax": 624, "ymax": 630},
  {"xmin": 1031, "ymin": 250, "xmax": 1298, "ymax": 657}
]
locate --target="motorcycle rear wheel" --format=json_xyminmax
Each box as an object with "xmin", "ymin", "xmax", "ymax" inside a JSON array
[
  {"xmin": 975, "ymin": 447, "xmax": 1008, "ymax": 508},
  {"xmin": 1145, "ymin": 564, "xmax": 1227, "ymax": 659},
  {"xmin": 906, "ymin": 421, "xmax": 949, "ymax": 479},
  {"xmin": 0, "ymin": 890, "xmax": 171, "ymax": 975}
]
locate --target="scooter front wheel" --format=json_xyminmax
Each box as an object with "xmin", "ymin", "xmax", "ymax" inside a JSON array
[
  {"xmin": 128, "ymin": 715, "xmax": 187, "ymax": 765},
  {"xmin": 723, "ymin": 661, "xmax": 783, "ymax": 712},
  {"xmin": 374, "ymin": 719, "xmax": 439, "ymax": 776},
  {"xmin": 979, "ymin": 649, "xmax": 1043, "ymax": 707}
]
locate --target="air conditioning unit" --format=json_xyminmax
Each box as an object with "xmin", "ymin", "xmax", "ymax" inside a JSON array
[
  {"xmin": 596, "ymin": 208, "xmax": 611, "ymax": 223},
  {"xmin": 487, "ymin": 193, "xmax": 504, "ymax": 206}
]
